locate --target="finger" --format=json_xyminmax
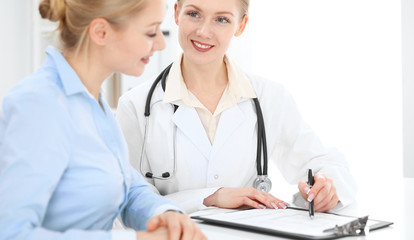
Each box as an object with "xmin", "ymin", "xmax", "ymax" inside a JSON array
[
  {"xmin": 179, "ymin": 215, "xmax": 195, "ymax": 240},
  {"xmin": 313, "ymin": 182, "xmax": 331, "ymax": 208},
  {"xmin": 263, "ymin": 192, "xmax": 289, "ymax": 209},
  {"xmin": 314, "ymin": 186, "xmax": 332, "ymax": 211},
  {"xmin": 317, "ymin": 192, "xmax": 339, "ymax": 212},
  {"xmin": 247, "ymin": 189, "xmax": 286, "ymax": 209},
  {"xmin": 314, "ymin": 178, "xmax": 334, "ymax": 210},
  {"xmin": 308, "ymin": 173, "xmax": 327, "ymax": 202},
  {"xmin": 316, "ymin": 185, "xmax": 338, "ymax": 212},
  {"xmin": 166, "ymin": 216, "xmax": 182, "ymax": 240},
  {"xmin": 241, "ymin": 196, "xmax": 266, "ymax": 209},
  {"xmin": 298, "ymin": 181, "xmax": 310, "ymax": 200},
  {"xmin": 147, "ymin": 215, "xmax": 161, "ymax": 231}
]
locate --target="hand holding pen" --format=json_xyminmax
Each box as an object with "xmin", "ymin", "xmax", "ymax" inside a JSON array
[{"xmin": 298, "ymin": 171, "xmax": 340, "ymax": 213}]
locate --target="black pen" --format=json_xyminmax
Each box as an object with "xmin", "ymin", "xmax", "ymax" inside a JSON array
[{"xmin": 308, "ymin": 169, "xmax": 314, "ymax": 219}]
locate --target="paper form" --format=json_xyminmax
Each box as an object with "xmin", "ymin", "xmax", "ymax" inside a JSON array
[{"xmin": 198, "ymin": 208, "xmax": 356, "ymax": 237}]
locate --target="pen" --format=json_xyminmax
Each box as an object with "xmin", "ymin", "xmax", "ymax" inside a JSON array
[{"xmin": 308, "ymin": 169, "xmax": 314, "ymax": 219}]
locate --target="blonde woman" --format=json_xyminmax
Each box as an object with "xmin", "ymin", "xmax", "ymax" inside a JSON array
[{"xmin": 0, "ymin": 0, "xmax": 205, "ymax": 239}]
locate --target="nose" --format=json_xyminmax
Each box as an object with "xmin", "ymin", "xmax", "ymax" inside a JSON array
[
  {"xmin": 153, "ymin": 28, "xmax": 166, "ymax": 51},
  {"xmin": 196, "ymin": 20, "xmax": 212, "ymax": 39}
]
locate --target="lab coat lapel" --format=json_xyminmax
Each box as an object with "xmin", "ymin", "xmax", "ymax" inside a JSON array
[
  {"xmin": 211, "ymin": 104, "xmax": 245, "ymax": 158},
  {"xmin": 172, "ymin": 105, "xmax": 212, "ymax": 160}
]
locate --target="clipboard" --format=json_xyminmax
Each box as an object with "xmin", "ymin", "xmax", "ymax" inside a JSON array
[{"xmin": 191, "ymin": 207, "xmax": 393, "ymax": 240}]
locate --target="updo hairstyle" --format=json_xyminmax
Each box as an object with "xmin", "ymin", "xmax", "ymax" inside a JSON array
[{"xmin": 38, "ymin": 0, "xmax": 147, "ymax": 52}]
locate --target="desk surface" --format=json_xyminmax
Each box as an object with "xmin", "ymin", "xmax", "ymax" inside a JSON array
[{"xmin": 192, "ymin": 178, "xmax": 414, "ymax": 240}]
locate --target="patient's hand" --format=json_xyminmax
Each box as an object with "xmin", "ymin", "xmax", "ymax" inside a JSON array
[{"xmin": 139, "ymin": 211, "xmax": 206, "ymax": 240}]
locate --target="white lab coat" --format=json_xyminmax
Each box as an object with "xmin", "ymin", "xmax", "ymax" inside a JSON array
[{"xmin": 116, "ymin": 65, "xmax": 357, "ymax": 214}]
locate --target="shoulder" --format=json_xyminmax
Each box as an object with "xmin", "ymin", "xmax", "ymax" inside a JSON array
[
  {"xmin": 2, "ymin": 67, "xmax": 69, "ymax": 124},
  {"xmin": 244, "ymin": 72, "xmax": 291, "ymax": 101},
  {"xmin": 118, "ymin": 79, "xmax": 155, "ymax": 108}
]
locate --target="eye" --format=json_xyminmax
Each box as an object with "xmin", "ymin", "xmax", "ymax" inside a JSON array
[
  {"xmin": 187, "ymin": 11, "xmax": 199, "ymax": 18},
  {"xmin": 217, "ymin": 17, "xmax": 230, "ymax": 24},
  {"xmin": 147, "ymin": 33, "xmax": 157, "ymax": 38}
]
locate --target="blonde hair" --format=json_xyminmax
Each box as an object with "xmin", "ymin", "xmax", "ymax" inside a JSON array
[
  {"xmin": 176, "ymin": 0, "xmax": 249, "ymax": 20},
  {"xmin": 39, "ymin": 0, "xmax": 147, "ymax": 54}
]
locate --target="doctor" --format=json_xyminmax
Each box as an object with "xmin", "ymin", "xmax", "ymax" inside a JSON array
[{"xmin": 116, "ymin": 0, "xmax": 357, "ymax": 214}]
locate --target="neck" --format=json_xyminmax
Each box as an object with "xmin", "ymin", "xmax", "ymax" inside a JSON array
[
  {"xmin": 181, "ymin": 55, "xmax": 228, "ymax": 91},
  {"xmin": 64, "ymin": 48, "xmax": 112, "ymax": 101}
]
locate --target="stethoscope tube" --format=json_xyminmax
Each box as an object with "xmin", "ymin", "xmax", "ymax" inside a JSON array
[{"xmin": 141, "ymin": 63, "xmax": 272, "ymax": 192}]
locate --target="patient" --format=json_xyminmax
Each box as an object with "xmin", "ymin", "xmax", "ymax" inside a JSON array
[{"xmin": 0, "ymin": 0, "xmax": 205, "ymax": 239}]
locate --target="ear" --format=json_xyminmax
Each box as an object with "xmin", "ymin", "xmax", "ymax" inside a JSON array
[
  {"xmin": 234, "ymin": 14, "xmax": 249, "ymax": 37},
  {"xmin": 174, "ymin": 2, "xmax": 179, "ymax": 25},
  {"xmin": 88, "ymin": 18, "xmax": 111, "ymax": 46}
]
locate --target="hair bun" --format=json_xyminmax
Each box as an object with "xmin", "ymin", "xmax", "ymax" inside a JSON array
[{"xmin": 39, "ymin": 0, "xmax": 66, "ymax": 22}]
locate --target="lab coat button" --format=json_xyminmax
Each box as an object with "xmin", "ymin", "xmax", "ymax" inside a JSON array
[{"xmin": 214, "ymin": 174, "xmax": 219, "ymax": 180}]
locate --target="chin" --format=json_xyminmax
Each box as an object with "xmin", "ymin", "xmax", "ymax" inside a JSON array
[{"xmin": 123, "ymin": 68, "xmax": 145, "ymax": 77}]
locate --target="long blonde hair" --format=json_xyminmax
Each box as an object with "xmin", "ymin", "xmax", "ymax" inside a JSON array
[{"xmin": 39, "ymin": 0, "xmax": 147, "ymax": 54}]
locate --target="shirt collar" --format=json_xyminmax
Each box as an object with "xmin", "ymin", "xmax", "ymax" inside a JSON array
[
  {"xmin": 45, "ymin": 46, "xmax": 90, "ymax": 96},
  {"xmin": 163, "ymin": 54, "xmax": 256, "ymax": 105}
]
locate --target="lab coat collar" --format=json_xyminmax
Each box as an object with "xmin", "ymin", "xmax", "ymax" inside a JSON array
[
  {"xmin": 171, "ymin": 101, "xmax": 245, "ymax": 160},
  {"xmin": 45, "ymin": 46, "xmax": 90, "ymax": 97},
  {"xmin": 163, "ymin": 53, "xmax": 257, "ymax": 106}
]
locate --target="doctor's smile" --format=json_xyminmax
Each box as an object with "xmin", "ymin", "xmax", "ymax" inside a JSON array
[{"xmin": 192, "ymin": 40, "xmax": 214, "ymax": 52}]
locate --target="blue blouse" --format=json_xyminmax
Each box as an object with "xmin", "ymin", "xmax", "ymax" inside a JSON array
[{"xmin": 0, "ymin": 47, "xmax": 179, "ymax": 240}]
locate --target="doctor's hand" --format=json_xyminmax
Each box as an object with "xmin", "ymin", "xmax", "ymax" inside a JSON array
[
  {"xmin": 298, "ymin": 173, "xmax": 339, "ymax": 212},
  {"xmin": 143, "ymin": 211, "xmax": 206, "ymax": 240},
  {"xmin": 203, "ymin": 187, "xmax": 289, "ymax": 210}
]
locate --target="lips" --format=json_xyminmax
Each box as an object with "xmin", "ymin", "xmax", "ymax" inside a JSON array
[
  {"xmin": 191, "ymin": 40, "xmax": 214, "ymax": 52},
  {"xmin": 141, "ymin": 57, "xmax": 149, "ymax": 64}
]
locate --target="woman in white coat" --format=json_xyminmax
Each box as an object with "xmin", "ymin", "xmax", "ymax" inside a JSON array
[{"xmin": 116, "ymin": 0, "xmax": 357, "ymax": 214}]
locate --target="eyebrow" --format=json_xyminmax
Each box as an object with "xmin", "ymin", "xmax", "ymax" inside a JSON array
[
  {"xmin": 184, "ymin": 4, "xmax": 235, "ymax": 17},
  {"xmin": 146, "ymin": 21, "xmax": 163, "ymax": 27}
]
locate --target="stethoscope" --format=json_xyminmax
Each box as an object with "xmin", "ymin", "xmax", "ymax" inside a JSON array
[{"xmin": 140, "ymin": 63, "xmax": 273, "ymax": 192}]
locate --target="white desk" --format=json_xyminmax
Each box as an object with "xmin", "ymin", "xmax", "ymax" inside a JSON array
[{"xmin": 192, "ymin": 178, "xmax": 414, "ymax": 240}]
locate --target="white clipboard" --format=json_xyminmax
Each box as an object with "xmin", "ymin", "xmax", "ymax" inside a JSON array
[{"xmin": 191, "ymin": 207, "xmax": 393, "ymax": 240}]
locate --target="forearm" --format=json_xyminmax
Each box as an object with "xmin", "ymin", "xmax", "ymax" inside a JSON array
[{"xmin": 162, "ymin": 187, "xmax": 222, "ymax": 214}]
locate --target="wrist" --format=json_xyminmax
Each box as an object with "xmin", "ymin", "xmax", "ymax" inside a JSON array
[
  {"xmin": 165, "ymin": 209, "xmax": 183, "ymax": 214},
  {"xmin": 203, "ymin": 187, "xmax": 222, "ymax": 207}
]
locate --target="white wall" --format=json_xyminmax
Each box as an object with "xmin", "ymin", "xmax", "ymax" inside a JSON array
[
  {"xmin": 402, "ymin": 0, "xmax": 414, "ymax": 178},
  {"xmin": 0, "ymin": 2, "xmax": 33, "ymax": 105},
  {"xmin": 247, "ymin": 1, "xmax": 403, "ymax": 206}
]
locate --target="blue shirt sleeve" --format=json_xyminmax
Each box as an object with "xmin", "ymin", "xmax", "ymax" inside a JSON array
[
  {"xmin": 0, "ymin": 88, "xmax": 112, "ymax": 240},
  {"xmin": 121, "ymin": 164, "xmax": 182, "ymax": 230}
]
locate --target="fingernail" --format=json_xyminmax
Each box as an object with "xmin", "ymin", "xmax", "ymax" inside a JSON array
[
  {"xmin": 271, "ymin": 202, "xmax": 278, "ymax": 209},
  {"xmin": 279, "ymin": 202, "xmax": 287, "ymax": 209},
  {"xmin": 283, "ymin": 202, "xmax": 289, "ymax": 207},
  {"xmin": 307, "ymin": 193, "xmax": 315, "ymax": 202},
  {"xmin": 259, "ymin": 204, "xmax": 266, "ymax": 209},
  {"xmin": 304, "ymin": 186, "xmax": 311, "ymax": 194}
]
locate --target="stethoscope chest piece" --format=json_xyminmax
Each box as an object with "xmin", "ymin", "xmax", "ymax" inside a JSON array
[{"xmin": 253, "ymin": 175, "xmax": 272, "ymax": 193}]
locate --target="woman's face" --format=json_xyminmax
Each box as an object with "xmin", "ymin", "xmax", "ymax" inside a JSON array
[
  {"xmin": 175, "ymin": 0, "xmax": 247, "ymax": 66},
  {"xmin": 105, "ymin": 0, "xmax": 167, "ymax": 76}
]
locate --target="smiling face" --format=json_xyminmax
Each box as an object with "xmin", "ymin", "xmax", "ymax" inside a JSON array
[
  {"xmin": 175, "ymin": 0, "xmax": 248, "ymax": 66},
  {"xmin": 104, "ymin": 0, "xmax": 167, "ymax": 76}
]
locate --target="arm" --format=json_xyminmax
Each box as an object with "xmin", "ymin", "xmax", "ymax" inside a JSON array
[
  {"xmin": 263, "ymin": 82, "xmax": 357, "ymax": 210},
  {"xmin": 0, "ymin": 91, "xmax": 127, "ymax": 240},
  {"xmin": 122, "ymin": 165, "xmax": 206, "ymax": 240}
]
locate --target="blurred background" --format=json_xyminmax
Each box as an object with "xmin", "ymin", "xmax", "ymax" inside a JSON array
[{"xmin": 0, "ymin": 0, "xmax": 412, "ymax": 232}]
